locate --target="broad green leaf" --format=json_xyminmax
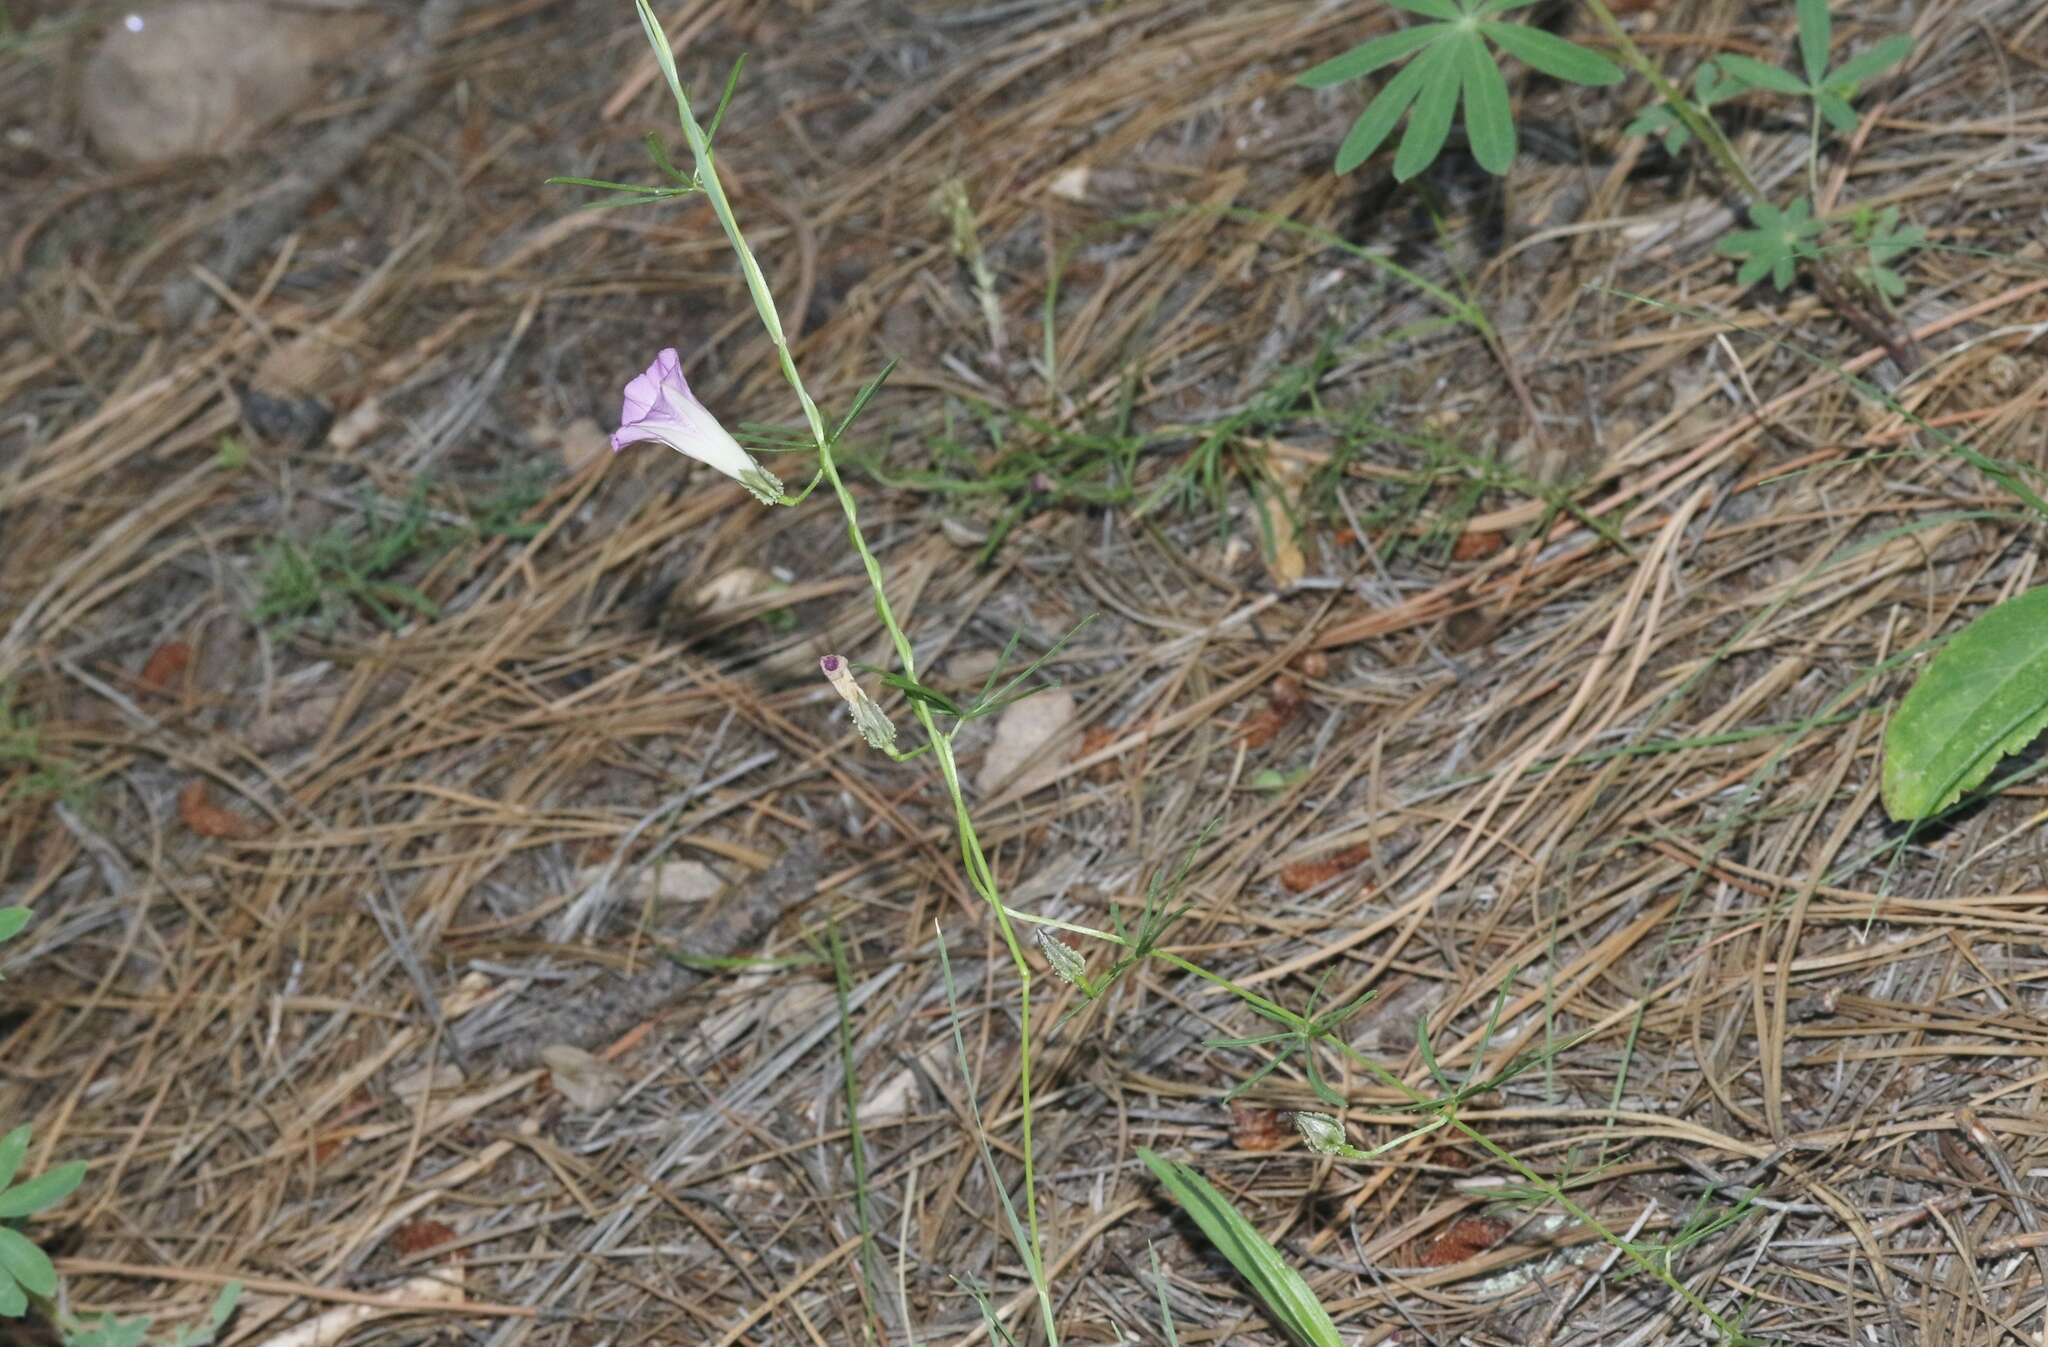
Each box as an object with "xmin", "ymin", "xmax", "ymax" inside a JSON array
[
  {"xmin": 1716, "ymin": 53, "xmax": 1809, "ymax": 96},
  {"xmin": 1796, "ymin": 0, "xmax": 1831, "ymax": 85},
  {"xmin": 0, "ymin": 1228, "xmax": 54, "ymax": 1298},
  {"xmin": 1882, "ymin": 586, "xmax": 2048, "ymax": 819},
  {"xmin": 1829, "ymin": 34, "xmax": 1913, "ymax": 90},
  {"xmin": 1457, "ymin": 33, "xmax": 1516, "ymax": 173},
  {"xmin": 1297, "ymin": 26, "xmax": 1445, "ymax": 88},
  {"xmin": 0, "ymin": 1160, "xmax": 85, "ymax": 1218},
  {"xmin": 1136, "ymin": 1149, "xmax": 1342, "ymax": 1347},
  {"xmin": 0, "ymin": 1128, "xmax": 26, "ymax": 1192},
  {"xmin": 1394, "ymin": 42, "xmax": 1462, "ymax": 181},
  {"xmin": 1481, "ymin": 22, "xmax": 1622, "ymax": 85},
  {"xmin": 0, "ymin": 908, "xmax": 27, "ymax": 946},
  {"xmin": 1335, "ymin": 54, "xmax": 1432, "ymax": 173}
]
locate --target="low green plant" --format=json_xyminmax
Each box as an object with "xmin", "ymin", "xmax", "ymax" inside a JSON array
[
  {"xmin": 1881, "ymin": 584, "xmax": 2048, "ymax": 821},
  {"xmin": 564, "ymin": 6, "xmax": 1790, "ymax": 1340},
  {"xmin": 1306, "ymin": 0, "xmax": 1922, "ymax": 314},
  {"xmin": 0, "ymin": 910, "xmax": 86, "ymax": 1320},
  {"xmin": 1299, "ymin": 0, "xmax": 1621, "ymax": 179},
  {"xmin": 254, "ymin": 471, "xmax": 554, "ymax": 630},
  {"xmin": 1136, "ymin": 1149, "xmax": 1341, "ymax": 1347}
]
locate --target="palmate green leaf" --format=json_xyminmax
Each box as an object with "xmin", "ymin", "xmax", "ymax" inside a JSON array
[
  {"xmin": 1333, "ymin": 44, "xmax": 1432, "ymax": 173},
  {"xmin": 1307, "ymin": 11, "xmax": 1616, "ymax": 178},
  {"xmin": 1882, "ymin": 586, "xmax": 2048, "ymax": 820},
  {"xmin": 1385, "ymin": 0, "xmax": 1458, "ymax": 17},
  {"xmin": 0, "ymin": 1128, "xmax": 27, "ymax": 1193},
  {"xmin": 1298, "ymin": 25, "xmax": 1446, "ymax": 89},
  {"xmin": 1479, "ymin": 21, "xmax": 1622, "ymax": 85},
  {"xmin": 1828, "ymin": 33, "xmax": 1914, "ymax": 91},
  {"xmin": 0, "ymin": 1227, "xmax": 55, "ymax": 1298},
  {"xmin": 1796, "ymin": 0, "xmax": 1832, "ymax": 85},
  {"xmin": 1393, "ymin": 42, "xmax": 1463, "ymax": 181},
  {"xmin": 1456, "ymin": 31, "xmax": 1515, "ymax": 174},
  {"xmin": 1716, "ymin": 198, "xmax": 1820, "ymax": 291},
  {"xmin": 1136, "ymin": 1149, "xmax": 1342, "ymax": 1347},
  {"xmin": 0, "ymin": 1160, "xmax": 85, "ymax": 1219},
  {"xmin": 1716, "ymin": 53, "xmax": 1808, "ymax": 96}
]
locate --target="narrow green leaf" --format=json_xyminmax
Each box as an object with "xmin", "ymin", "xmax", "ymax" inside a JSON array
[
  {"xmin": 0, "ymin": 1273, "xmax": 23, "ymax": 1318},
  {"xmin": 1393, "ymin": 42, "xmax": 1462, "ymax": 180},
  {"xmin": 1456, "ymin": 34, "xmax": 1515, "ymax": 173},
  {"xmin": 0, "ymin": 1129, "xmax": 26, "ymax": 1192},
  {"xmin": 1882, "ymin": 586, "xmax": 2048, "ymax": 819},
  {"xmin": 867, "ymin": 670, "xmax": 964, "ymax": 717},
  {"xmin": 1335, "ymin": 60, "xmax": 1429, "ymax": 173},
  {"xmin": 1716, "ymin": 54, "xmax": 1809, "ymax": 96},
  {"xmin": 1480, "ymin": 22, "xmax": 1622, "ymax": 85},
  {"xmin": 0, "ymin": 1229, "xmax": 54, "ymax": 1298},
  {"xmin": 0, "ymin": 1160, "xmax": 85, "ymax": 1218},
  {"xmin": 1816, "ymin": 90, "xmax": 1860, "ymax": 133},
  {"xmin": 1796, "ymin": 0, "xmax": 1832, "ymax": 86},
  {"xmin": 1297, "ymin": 26, "xmax": 1446, "ymax": 88},
  {"xmin": 1828, "ymin": 34, "xmax": 1913, "ymax": 90},
  {"xmin": 1136, "ymin": 1149, "xmax": 1343, "ymax": 1347},
  {"xmin": 0, "ymin": 908, "xmax": 27, "ymax": 946},
  {"xmin": 1386, "ymin": 0, "xmax": 1459, "ymax": 17}
]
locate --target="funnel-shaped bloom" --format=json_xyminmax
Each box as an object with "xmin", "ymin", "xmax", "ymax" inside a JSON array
[{"xmin": 611, "ymin": 349, "xmax": 782, "ymax": 505}]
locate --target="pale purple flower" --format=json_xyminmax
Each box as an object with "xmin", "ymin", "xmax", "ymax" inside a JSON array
[{"xmin": 611, "ymin": 348, "xmax": 782, "ymax": 505}]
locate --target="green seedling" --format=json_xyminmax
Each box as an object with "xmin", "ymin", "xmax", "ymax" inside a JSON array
[{"xmin": 1299, "ymin": 0, "xmax": 1622, "ymax": 179}]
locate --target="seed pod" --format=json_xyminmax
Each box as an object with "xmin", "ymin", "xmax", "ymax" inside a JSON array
[{"xmin": 1034, "ymin": 926, "xmax": 1087, "ymax": 988}]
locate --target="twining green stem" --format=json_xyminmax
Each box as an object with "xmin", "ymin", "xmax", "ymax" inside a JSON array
[
  {"xmin": 1576, "ymin": 0, "xmax": 1761, "ymax": 199},
  {"xmin": 1453, "ymin": 1120, "xmax": 1751, "ymax": 1343},
  {"xmin": 635, "ymin": 0, "xmax": 1050, "ymax": 1319}
]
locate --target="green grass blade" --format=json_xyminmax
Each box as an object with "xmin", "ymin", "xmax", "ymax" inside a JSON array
[
  {"xmin": 1882, "ymin": 585, "xmax": 2048, "ymax": 819},
  {"xmin": 1135, "ymin": 1149, "xmax": 1341, "ymax": 1347}
]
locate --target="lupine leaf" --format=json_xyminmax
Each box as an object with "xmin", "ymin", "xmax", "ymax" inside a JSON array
[
  {"xmin": 1481, "ymin": 22, "xmax": 1622, "ymax": 85},
  {"xmin": 1394, "ymin": 42, "xmax": 1464, "ymax": 181},
  {"xmin": 1298, "ymin": 26, "xmax": 1445, "ymax": 89},
  {"xmin": 1458, "ymin": 31, "xmax": 1516, "ymax": 173}
]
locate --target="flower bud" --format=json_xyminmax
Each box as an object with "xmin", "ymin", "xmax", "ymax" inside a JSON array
[
  {"xmin": 1293, "ymin": 1111, "xmax": 1348, "ymax": 1156},
  {"xmin": 820, "ymin": 654, "xmax": 896, "ymax": 752}
]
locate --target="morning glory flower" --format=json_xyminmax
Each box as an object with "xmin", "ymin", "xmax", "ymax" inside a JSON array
[{"xmin": 611, "ymin": 348, "xmax": 782, "ymax": 505}]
